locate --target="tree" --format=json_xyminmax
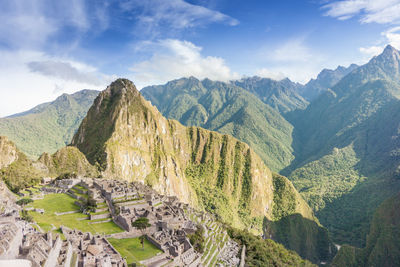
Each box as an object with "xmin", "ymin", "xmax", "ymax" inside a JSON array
[
  {"xmin": 132, "ymin": 217, "xmax": 151, "ymax": 250},
  {"xmin": 16, "ymin": 198, "xmax": 33, "ymax": 207}
]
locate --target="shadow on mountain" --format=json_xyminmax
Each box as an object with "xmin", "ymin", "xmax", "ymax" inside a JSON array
[
  {"xmin": 280, "ymin": 83, "xmax": 400, "ymax": 247},
  {"xmin": 263, "ymin": 213, "xmax": 337, "ymax": 264}
]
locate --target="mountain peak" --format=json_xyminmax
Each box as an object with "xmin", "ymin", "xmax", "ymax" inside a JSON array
[
  {"xmin": 382, "ymin": 44, "xmax": 398, "ymax": 55},
  {"xmin": 107, "ymin": 78, "xmax": 138, "ymax": 95}
]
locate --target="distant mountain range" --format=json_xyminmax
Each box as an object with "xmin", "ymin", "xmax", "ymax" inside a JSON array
[
  {"xmin": 299, "ymin": 64, "xmax": 359, "ymax": 101},
  {"xmin": 0, "ymin": 90, "xmax": 99, "ymax": 159}
]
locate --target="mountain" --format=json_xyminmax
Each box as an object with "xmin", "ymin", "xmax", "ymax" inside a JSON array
[
  {"xmin": 232, "ymin": 76, "xmax": 308, "ymax": 113},
  {"xmin": 331, "ymin": 192, "xmax": 400, "ymax": 267},
  {"xmin": 141, "ymin": 77, "xmax": 295, "ymax": 171},
  {"xmin": 0, "ymin": 136, "xmax": 44, "ymax": 191},
  {"xmin": 285, "ymin": 45, "xmax": 400, "ymax": 246},
  {"xmin": 0, "ymin": 135, "xmax": 98, "ymax": 192},
  {"xmin": 299, "ymin": 64, "xmax": 359, "ymax": 100},
  {"xmin": 38, "ymin": 146, "xmax": 99, "ymax": 178},
  {"xmin": 72, "ymin": 78, "xmax": 335, "ymax": 263},
  {"xmin": 0, "ymin": 89, "xmax": 99, "ymax": 159}
]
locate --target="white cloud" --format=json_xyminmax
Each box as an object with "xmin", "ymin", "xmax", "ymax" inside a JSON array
[
  {"xmin": 27, "ymin": 60, "xmax": 108, "ymax": 86},
  {"xmin": 120, "ymin": 0, "xmax": 238, "ymax": 36},
  {"xmin": 359, "ymin": 26, "xmax": 400, "ymax": 57},
  {"xmin": 0, "ymin": 0, "xmax": 109, "ymax": 49},
  {"xmin": 359, "ymin": 45, "xmax": 384, "ymax": 57},
  {"xmin": 0, "ymin": 50, "xmax": 114, "ymax": 118},
  {"xmin": 323, "ymin": 0, "xmax": 400, "ymax": 24},
  {"xmin": 256, "ymin": 38, "xmax": 325, "ymax": 83},
  {"xmin": 130, "ymin": 39, "xmax": 240, "ymax": 88},
  {"xmin": 269, "ymin": 38, "xmax": 313, "ymax": 62},
  {"xmin": 255, "ymin": 69, "xmax": 286, "ymax": 81}
]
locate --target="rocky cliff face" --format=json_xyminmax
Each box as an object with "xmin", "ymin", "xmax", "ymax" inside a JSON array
[
  {"xmin": 72, "ymin": 79, "xmax": 316, "ymax": 231},
  {"xmin": 0, "ymin": 136, "xmax": 19, "ymax": 169}
]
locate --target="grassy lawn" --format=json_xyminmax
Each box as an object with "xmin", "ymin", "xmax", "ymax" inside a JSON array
[
  {"xmin": 108, "ymin": 238, "xmax": 163, "ymax": 265},
  {"xmin": 28, "ymin": 193, "xmax": 123, "ymax": 235}
]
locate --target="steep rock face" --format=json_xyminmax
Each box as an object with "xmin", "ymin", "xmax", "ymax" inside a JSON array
[
  {"xmin": 72, "ymin": 79, "xmax": 315, "ymax": 229},
  {"xmin": 0, "ymin": 136, "xmax": 19, "ymax": 169}
]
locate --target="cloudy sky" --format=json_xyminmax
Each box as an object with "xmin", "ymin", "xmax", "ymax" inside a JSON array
[{"xmin": 1, "ymin": 0, "xmax": 400, "ymax": 117}]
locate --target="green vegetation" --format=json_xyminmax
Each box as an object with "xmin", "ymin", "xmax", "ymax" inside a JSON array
[
  {"xmin": 299, "ymin": 64, "xmax": 359, "ymax": 101},
  {"xmin": 227, "ymin": 227, "xmax": 315, "ymax": 267},
  {"xmin": 16, "ymin": 198, "xmax": 33, "ymax": 206},
  {"xmin": 69, "ymin": 78, "xmax": 331, "ymax": 264},
  {"xmin": 284, "ymin": 46, "xmax": 400, "ymax": 246},
  {"xmin": 332, "ymin": 192, "xmax": 400, "ymax": 267},
  {"xmin": 264, "ymin": 214, "xmax": 336, "ymax": 263},
  {"xmin": 141, "ymin": 77, "xmax": 297, "ymax": 172},
  {"xmin": 1, "ymin": 151, "xmax": 43, "ymax": 192},
  {"xmin": 0, "ymin": 90, "xmax": 99, "ymax": 159},
  {"xmin": 108, "ymin": 238, "xmax": 162, "ymax": 265},
  {"xmin": 28, "ymin": 193, "xmax": 123, "ymax": 234},
  {"xmin": 39, "ymin": 146, "xmax": 98, "ymax": 178},
  {"xmin": 188, "ymin": 226, "xmax": 205, "ymax": 253},
  {"xmin": 132, "ymin": 217, "xmax": 151, "ymax": 250},
  {"xmin": 20, "ymin": 210, "xmax": 33, "ymax": 222}
]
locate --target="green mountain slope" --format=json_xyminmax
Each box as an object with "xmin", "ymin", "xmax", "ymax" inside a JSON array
[
  {"xmin": 0, "ymin": 136, "xmax": 98, "ymax": 192},
  {"xmin": 332, "ymin": 192, "xmax": 400, "ymax": 267},
  {"xmin": 299, "ymin": 64, "xmax": 359, "ymax": 101},
  {"xmin": 72, "ymin": 79, "xmax": 334, "ymax": 263},
  {"xmin": 0, "ymin": 89, "xmax": 99, "ymax": 159},
  {"xmin": 141, "ymin": 77, "xmax": 295, "ymax": 172},
  {"xmin": 285, "ymin": 45, "xmax": 400, "ymax": 246},
  {"xmin": 232, "ymin": 77, "xmax": 308, "ymax": 113},
  {"xmin": 228, "ymin": 227, "xmax": 316, "ymax": 267}
]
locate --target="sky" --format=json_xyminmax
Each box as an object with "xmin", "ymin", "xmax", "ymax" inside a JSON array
[{"xmin": 1, "ymin": 0, "xmax": 400, "ymax": 117}]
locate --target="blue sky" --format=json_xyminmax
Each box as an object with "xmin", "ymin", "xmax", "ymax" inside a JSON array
[{"xmin": 1, "ymin": 0, "xmax": 400, "ymax": 117}]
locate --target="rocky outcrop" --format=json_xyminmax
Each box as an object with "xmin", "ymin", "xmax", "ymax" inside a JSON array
[
  {"xmin": 38, "ymin": 146, "xmax": 98, "ymax": 178},
  {"xmin": 0, "ymin": 136, "xmax": 18, "ymax": 169}
]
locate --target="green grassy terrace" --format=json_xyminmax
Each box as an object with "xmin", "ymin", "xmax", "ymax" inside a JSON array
[
  {"xmin": 27, "ymin": 193, "xmax": 123, "ymax": 235},
  {"xmin": 108, "ymin": 238, "xmax": 163, "ymax": 266}
]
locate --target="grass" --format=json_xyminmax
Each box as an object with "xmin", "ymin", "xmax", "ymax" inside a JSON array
[
  {"xmin": 28, "ymin": 193, "xmax": 123, "ymax": 235},
  {"xmin": 108, "ymin": 238, "xmax": 163, "ymax": 265}
]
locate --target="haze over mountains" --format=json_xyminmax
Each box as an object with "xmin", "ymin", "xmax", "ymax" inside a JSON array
[{"xmin": 1, "ymin": 45, "xmax": 400, "ymax": 266}]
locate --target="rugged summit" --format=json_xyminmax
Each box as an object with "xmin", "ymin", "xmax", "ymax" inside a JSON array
[{"xmin": 300, "ymin": 64, "xmax": 359, "ymax": 100}]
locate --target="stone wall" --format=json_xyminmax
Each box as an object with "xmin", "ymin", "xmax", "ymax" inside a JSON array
[
  {"xmin": 90, "ymin": 213, "xmax": 110, "ymax": 220},
  {"xmin": 146, "ymin": 235, "xmax": 165, "ymax": 251},
  {"xmin": 44, "ymin": 236, "xmax": 62, "ymax": 267}
]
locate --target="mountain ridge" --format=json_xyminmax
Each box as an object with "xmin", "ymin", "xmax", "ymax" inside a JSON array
[{"xmin": 0, "ymin": 89, "xmax": 99, "ymax": 159}]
